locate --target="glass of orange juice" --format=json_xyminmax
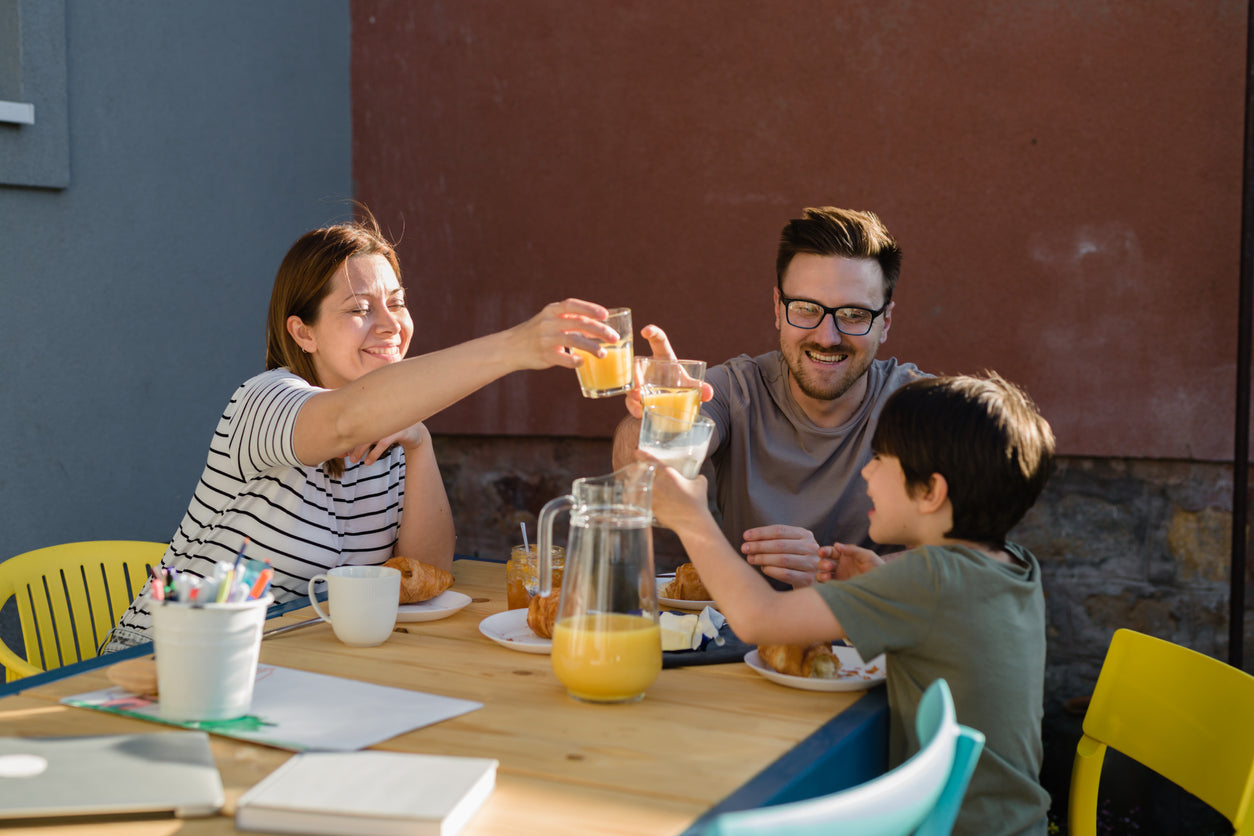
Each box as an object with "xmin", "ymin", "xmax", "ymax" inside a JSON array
[
  {"xmin": 572, "ymin": 307, "xmax": 633, "ymax": 398},
  {"xmin": 636, "ymin": 358, "xmax": 706, "ymax": 424}
]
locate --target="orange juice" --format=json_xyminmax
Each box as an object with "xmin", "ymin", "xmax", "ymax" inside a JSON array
[
  {"xmin": 551, "ymin": 612, "xmax": 661, "ymax": 702},
  {"xmin": 573, "ymin": 339, "xmax": 633, "ymax": 397},
  {"xmin": 641, "ymin": 387, "xmax": 700, "ymax": 424}
]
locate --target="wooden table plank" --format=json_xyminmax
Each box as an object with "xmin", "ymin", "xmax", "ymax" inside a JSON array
[{"xmin": 2, "ymin": 558, "xmax": 877, "ymax": 835}]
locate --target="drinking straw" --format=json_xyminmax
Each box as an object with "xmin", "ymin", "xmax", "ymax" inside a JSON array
[{"xmin": 521, "ymin": 522, "xmax": 530, "ymax": 553}]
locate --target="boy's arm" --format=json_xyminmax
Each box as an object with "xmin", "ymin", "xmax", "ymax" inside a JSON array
[{"xmin": 647, "ymin": 460, "xmax": 845, "ymax": 646}]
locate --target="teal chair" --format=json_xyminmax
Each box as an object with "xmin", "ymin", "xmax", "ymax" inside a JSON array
[{"xmin": 707, "ymin": 679, "xmax": 985, "ymax": 836}]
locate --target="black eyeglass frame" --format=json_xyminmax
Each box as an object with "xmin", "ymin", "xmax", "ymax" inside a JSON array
[{"xmin": 778, "ymin": 295, "xmax": 889, "ymax": 336}]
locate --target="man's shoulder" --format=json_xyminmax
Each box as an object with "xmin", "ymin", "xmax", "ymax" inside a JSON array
[
  {"xmin": 869, "ymin": 357, "xmax": 929, "ymax": 388},
  {"xmin": 708, "ymin": 351, "xmax": 784, "ymax": 389}
]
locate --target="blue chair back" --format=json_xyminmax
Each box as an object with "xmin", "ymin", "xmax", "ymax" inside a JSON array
[{"xmin": 707, "ymin": 679, "xmax": 982, "ymax": 836}]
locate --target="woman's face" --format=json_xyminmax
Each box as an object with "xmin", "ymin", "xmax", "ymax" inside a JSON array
[{"xmin": 288, "ymin": 254, "xmax": 413, "ymax": 389}]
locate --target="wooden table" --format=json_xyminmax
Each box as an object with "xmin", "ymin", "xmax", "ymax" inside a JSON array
[{"xmin": 0, "ymin": 558, "xmax": 887, "ymax": 835}]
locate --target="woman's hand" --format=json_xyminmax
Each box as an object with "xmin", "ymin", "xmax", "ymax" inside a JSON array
[
  {"xmin": 347, "ymin": 421, "xmax": 431, "ymax": 466},
  {"xmin": 506, "ymin": 299, "xmax": 622, "ymax": 370}
]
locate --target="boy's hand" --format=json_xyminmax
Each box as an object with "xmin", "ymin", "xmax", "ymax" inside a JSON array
[
  {"xmin": 741, "ymin": 525, "xmax": 837, "ymax": 587},
  {"xmin": 820, "ymin": 542, "xmax": 885, "ymax": 580},
  {"xmin": 634, "ymin": 451, "xmax": 711, "ymax": 532}
]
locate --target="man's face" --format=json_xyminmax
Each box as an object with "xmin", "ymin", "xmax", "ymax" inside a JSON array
[{"xmin": 774, "ymin": 254, "xmax": 893, "ymax": 410}]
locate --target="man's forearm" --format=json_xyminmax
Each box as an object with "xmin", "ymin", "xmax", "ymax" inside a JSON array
[{"xmin": 611, "ymin": 414, "xmax": 643, "ymax": 470}]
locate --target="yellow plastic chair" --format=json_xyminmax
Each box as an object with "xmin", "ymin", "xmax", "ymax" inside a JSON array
[
  {"xmin": 0, "ymin": 541, "xmax": 166, "ymax": 681},
  {"xmin": 1069, "ymin": 628, "xmax": 1254, "ymax": 835}
]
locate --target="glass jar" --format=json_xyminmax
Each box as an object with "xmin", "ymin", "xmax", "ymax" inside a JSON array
[{"xmin": 505, "ymin": 544, "xmax": 565, "ymax": 610}]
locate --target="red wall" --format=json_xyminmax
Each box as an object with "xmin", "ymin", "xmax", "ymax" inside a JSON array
[{"xmin": 353, "ymin": 1, "xmax": 1247, "ymax": 461}]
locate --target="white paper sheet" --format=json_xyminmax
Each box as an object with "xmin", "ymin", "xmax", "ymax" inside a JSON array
[{"xmin": 61, "ymin": 664, "xmax": 482, "ymax": 752}]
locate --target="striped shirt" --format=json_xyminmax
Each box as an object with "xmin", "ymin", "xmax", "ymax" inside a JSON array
[{"xmin": 108, "ymin": 369, "xmax": 405, "ymax": 649}]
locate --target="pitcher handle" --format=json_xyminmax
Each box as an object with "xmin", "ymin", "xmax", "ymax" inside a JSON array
[{"xmin": 537, "ymin": 493, "xmax": 574, "ymax": 597}]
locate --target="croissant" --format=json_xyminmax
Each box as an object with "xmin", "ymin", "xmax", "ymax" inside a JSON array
[
  {"xmin": 384, "ymin": 556, "xmax": 454, "ymax": 603},
  {"xmin": 527, "ymin": 591, "xmax": 561, "ymax": 639},
  {"xmin": 662, "ymin": 562, "xmax": 710, "ymax": 601},
  {"xmin": 757, "ymin": 642, "xmax": 841, "ymax": 679}
]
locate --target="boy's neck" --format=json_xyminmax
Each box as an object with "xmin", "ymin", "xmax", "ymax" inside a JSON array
[
  {"xmin": 942, "ymin": 538, "xmax": 1018, "ymax": 565},
  {"xmin": 909, "ymin": 528, "xmax": 1019, "ymax": 566}
]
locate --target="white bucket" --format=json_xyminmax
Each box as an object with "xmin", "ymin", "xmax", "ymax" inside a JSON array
[{"xmin": 151, "ymin": 595, "xmax": 272, "ymax": 722}]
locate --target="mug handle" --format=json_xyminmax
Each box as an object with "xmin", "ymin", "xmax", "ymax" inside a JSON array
[{"xmin": 308, "ymin": 574, "xmax": 332, "ymax": 623}]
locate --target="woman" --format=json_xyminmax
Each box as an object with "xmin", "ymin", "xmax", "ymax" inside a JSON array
[{"xmin": 106, "ymin": 211, "xmax": 619, "ymax": 649}]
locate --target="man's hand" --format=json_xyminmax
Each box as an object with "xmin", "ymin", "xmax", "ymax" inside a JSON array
[
  {"xmin": 819, "ymin": 542, "xmax": 885, "ymax": 580},
  {"xmin": 741, "ymin": 525, "xmax": 836, "ymax": 587},
  {"xmin": 624, "ymin": 324, "xmax": 713, "ymax": 419}
]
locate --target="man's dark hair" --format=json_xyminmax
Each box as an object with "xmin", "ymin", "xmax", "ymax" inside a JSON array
[{"xmin": 776, "ymin": 207, "xmax": 902, "ymax": 303}]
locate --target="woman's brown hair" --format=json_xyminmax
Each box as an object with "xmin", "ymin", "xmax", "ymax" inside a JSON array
[{"xmin": 264, "ymin": 206, "xmax": 401, "ymax": 476}]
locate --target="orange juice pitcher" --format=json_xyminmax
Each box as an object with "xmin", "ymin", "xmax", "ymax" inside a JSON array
[{"xmin": 537, "ymin": 463, "xmax": 661, "ymax": 703}]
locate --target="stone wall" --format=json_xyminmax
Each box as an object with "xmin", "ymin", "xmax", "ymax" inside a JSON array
[{"xmin": 432, "ymin": 434, "xmax": 1254, "ymax": 698}]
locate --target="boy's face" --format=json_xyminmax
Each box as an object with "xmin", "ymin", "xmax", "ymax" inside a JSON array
[{"xmin": 860, "ymin": 452, "xmax": 923, "ymax": 547}]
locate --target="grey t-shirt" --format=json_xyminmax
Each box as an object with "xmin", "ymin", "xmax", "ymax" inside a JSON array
[
  {"xmin": 814, "ymin": 542, "xmax": 1050, "ymax": 836},
  {"xmin": 701, "ymin": 352, "xmax": 925, "ymax": 551}
]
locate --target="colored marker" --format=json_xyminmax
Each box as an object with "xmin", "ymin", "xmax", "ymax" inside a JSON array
[
  {"xmin": 147, "ymin": 565, "xmax": 165, "ymax": 602},
  {"xmin": 249, "ymin": 564, "xmax": 274, "ymax": 599}
]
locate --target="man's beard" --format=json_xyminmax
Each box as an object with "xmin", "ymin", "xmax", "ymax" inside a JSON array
[{"xmin": 783, "ymin": 340, "xmax": 875, "ymax": 402}]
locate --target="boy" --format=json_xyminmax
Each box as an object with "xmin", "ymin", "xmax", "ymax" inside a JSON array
[{"xmin": 645, "ymin": 372, "xmax": 1055, "ymax": 836}]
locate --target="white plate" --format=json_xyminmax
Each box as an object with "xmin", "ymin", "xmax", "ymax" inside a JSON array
[
  {"xmin": 478, "ymin": 609, "xmax": 551, "ymax": 654},
  {"xmin": 656, "ymin": 576, "xmax": 715, "ymax": 611},
  {"xmin": 397, "ymin": 590, "xmax": 472, "ymax": 622},
  {"xmin": 744, "ymin": 646, "xmax": 886, "ymax": 692}
]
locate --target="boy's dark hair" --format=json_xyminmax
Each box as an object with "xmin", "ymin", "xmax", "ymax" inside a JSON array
[
  {"xmin": 776, "ymin": 207, "xmax": 903, "ymax": 304},
  {"xmin": 871, "ymin": 372, "xmax": 1056, "ymax": 548}
]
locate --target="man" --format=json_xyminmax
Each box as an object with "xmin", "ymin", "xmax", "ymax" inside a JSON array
[{"xmin": 612, "ymin": 207, "xmax": 925, "ymax": 588}]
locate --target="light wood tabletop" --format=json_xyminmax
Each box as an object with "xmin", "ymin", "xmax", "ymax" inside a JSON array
[{"xmin": 0, "ymin": 558, "xmax": 885, "ymax": 835}]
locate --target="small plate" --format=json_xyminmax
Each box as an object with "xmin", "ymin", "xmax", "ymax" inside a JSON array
[
  {"xmin": 478, "ymin": 609, "xmax": 551, "ymax": 654},
  {"xmin": 744, "ymin": 646, "xmax": 886, "ymax": 692},
  {"xmin": 656, "ymin": 576, "xmax": 714, "ymax": 611},
  {"xmin": 397, "ymin": 590, "xmax": 472, "ymax": 622}
]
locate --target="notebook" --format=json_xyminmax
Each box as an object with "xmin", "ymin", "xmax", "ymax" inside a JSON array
[
  {"xmin": 236, "ymin": 750, "xmax": 498, "ymax": 836},
  {"xmin": 0, "ymin": 731, "xmax": 224, "ymax": 821}
]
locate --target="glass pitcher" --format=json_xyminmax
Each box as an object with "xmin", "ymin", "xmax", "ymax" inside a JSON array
[{"xmin": 537, "ymin": 462, "xmax": 661, "ymax": 703}]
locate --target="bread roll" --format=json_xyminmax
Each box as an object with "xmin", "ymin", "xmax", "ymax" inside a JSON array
[
  {"xmin": 527, "ymin": 591, "xmax": 561, "ymax": 639},
  {"xmin": 384, "ymin": 556, "xmax": 454, "ymax": 603},
  {"xmin": 662, "ymin": 562, "xmax": 710, "ymax": 601},
  {"xmin": 757, "ymin": 642, "xmax": 841, "ymax": 678}
]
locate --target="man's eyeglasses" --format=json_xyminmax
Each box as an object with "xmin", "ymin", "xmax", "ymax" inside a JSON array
[{"xmin": 779, "ymin": 295, "xmax": 888, "ymax": 336}]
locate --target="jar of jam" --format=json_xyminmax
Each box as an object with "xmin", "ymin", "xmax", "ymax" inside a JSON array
[{"xmin": 505, "ymin": 544, "xmax": 565, "ymax": 610}]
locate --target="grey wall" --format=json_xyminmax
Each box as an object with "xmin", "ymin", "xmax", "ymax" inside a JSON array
[{"xmin": 0, "ymin": 1, "xmax": 351, "ymax": 558}]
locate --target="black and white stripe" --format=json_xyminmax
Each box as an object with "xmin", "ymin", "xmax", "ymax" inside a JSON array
[{"xmin": 109, "ymin": 370, "xmax": 405, "ymax": 647}]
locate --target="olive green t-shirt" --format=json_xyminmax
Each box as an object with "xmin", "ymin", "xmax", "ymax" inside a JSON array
[{"xmin": 814, "ymin": 542, "xmax": 1050, "ymax": 836}]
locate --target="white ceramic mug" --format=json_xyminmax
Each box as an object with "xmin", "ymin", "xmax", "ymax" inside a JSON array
[{"xmin": 307, "ymin": 565, "xmax": 401, "ymax": 647}]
